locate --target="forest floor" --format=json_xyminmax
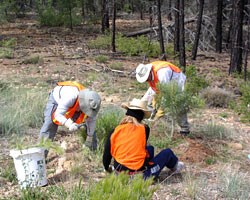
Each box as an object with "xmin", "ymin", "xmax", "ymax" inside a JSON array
[{"xmin": 0, "ymin": 14, "xmax": 250, "ymax": 199}]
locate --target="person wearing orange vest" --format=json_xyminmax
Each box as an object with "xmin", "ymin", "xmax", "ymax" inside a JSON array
[
  {"xmin": 102, "ymin": 98, "xmax": 185, "ymax": 179},
  {"xmin": 39, "ymin": 81, "xmax": 101, "ymax": 156},
  {"xmin": 135, "ymin": 61, "xmax": 190, "ymax": 135}
]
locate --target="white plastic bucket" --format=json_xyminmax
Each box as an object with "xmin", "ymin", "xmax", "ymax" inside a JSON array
[{"xmin": 10, "ymin": 147, "xmax": 47, "ymax": 188}]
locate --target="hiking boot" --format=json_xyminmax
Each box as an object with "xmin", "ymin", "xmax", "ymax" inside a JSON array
[{"xmin": 171, "ymin": 161, "xmax": 185, "ymax": 174}]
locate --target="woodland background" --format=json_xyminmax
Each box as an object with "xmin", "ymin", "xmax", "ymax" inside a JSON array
[{"xmin": 0, "ymin": 0, "xmax": 250, "ymax": 199}]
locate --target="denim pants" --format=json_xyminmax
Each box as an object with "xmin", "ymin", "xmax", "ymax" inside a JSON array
[
  {"xmin": 39, "ymin": 92, "xmax": 58, "ymax": 142},
  {"xmin": 143, "ymin": 145, "xmax": 178, "ymax": 179}
]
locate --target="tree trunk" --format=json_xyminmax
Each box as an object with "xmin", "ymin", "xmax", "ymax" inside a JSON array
[
  {"xmin": 167, "ymin": 0, "xmax": 172, "ymax": 21},
  {"xmin": 139, "ymin": 0, "xmax": 144, "ymax": 20},
  {"xmin": 192, "ymin": 0, "xmax": 204, "ymax": 60},
  {"xmin": 101, "ymin": 0, "xmax": 110, "ymax": 33},
  {"xmin": 157, "ymin": 0, "xmax": 166, "ymax": 60},
  {"xmin": 112, "ymin": 0, "xmax": 116, "ymax": 52},
  {"xmin": 174, "ymin": 0, "xmax": 180, "ymax": 54},
  {"xmin": 69, "ymin": 1, "xmax": 73, "ymax": 31},
  {"xmin": 216, "ymin": 0, "xmax": 223, "ymax": 53},
  {"xmin": 243, "ymin": 6, "xmax": 250, "ymax": 81},
  {"xmin": 229, "ymin": 0, "xmax": 245, "ymax": 74},
  {"xmin": 81, "ymin": 0, "xmax": 85, "ymax": 18},
  {"xmin": 179, "ymin": 0, "xmax": 186, "ymax": 71}
]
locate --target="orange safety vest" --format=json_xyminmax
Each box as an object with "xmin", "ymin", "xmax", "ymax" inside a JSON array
[
  {"xmin": 110, "ymin": 123, "xmax": 147, "ymax": 170},
  {"xmin": 52, "ymin": 81, "xmax": 87, "ymax": 125},
  {"xmin": 149, "ymin": 61, "xmax": 181, "ymax": 92}
]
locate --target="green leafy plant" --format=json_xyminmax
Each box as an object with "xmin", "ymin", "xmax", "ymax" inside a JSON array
[
  {"xmin": 0, "ymin": 38, "xmax": 17, "ymax": 48},
  {"xmin": 0, "ymin": 159, "xmax": 17, "ymax": 183},
  {"xmin": 89, "ymin": 172, "xmax": 156, "ymax": 200},
  {"xmin": 88, "ymin": 35, "xmax": 111, "ymax": 49},
  {"xmin": 95, "ymin": 55, "xmax": 109, "ymax": 63},
  {"xmin": 109, "ymin": 62, "xmax": 124, "ymax": 70},
  {"xmin": 20, "ymin": 187, "xmax": 50, "ymax": 200},
  {"xmin": 236, "ymin": 82, "xmax": 250, "ymax": 123},
  {"xmin": 95, "ymin": 106, "xmax": 124, "ymax": 143},
  {"xmin": 185, "ymin": 65, "xmax": 209, "ymax": 95},
  {"xmin": 23, "ymin": 55, "xmax": 42, "ymax": 64},
  {"xmin": 88, "ymin": 34, "xmax": 161, "ymax": 58},
  {"xmin": 156, "ymin": 82, "xmax": 203, "ymax": 136},
  {"xmin": 0, "ymin": 48, "xmax": 13, "ymax": 59}
]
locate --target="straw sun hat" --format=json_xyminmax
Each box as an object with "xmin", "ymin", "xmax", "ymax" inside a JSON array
[
  {"xmin": 121, "ymin": 98, "xmax": 151, "ymax": 119},
  {"xmin": 136, "ymin": 63, "xmax": 153, "ymax": 83}
]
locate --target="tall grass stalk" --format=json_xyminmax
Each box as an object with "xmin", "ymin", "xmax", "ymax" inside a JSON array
[
  {"xmin": 0, "ymin": 85, "xmax": 47, "ymax": 135},
  {"xmin": 218, "ymin": 166, "xmax": 250, "ymax": 200},
  {"xmin": 183, "ymin": 171, "xmax": 207, "ymax": 199},
  {"xmin": 192, "ymin": 121, "xmax": 233, "ymax": 140}
]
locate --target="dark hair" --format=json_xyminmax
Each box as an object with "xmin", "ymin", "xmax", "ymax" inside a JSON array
[{"xmin": 125, "ymin": 109, "xmax": 144, "ymax": 122}]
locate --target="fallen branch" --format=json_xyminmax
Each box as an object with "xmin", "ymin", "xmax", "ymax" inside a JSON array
[{"xmin": 124, "ymin": 18, "xmax": 196, "ymax": 37}]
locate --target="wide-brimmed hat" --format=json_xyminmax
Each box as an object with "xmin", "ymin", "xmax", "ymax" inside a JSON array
[
  {"xmin": 121, "ymin": 98, "xmax": 151, "ymax": 119},
  {"xmin": 79, "ymin": 89, "xmax": 101, "ymax": 118},
  {"xmin": 136, "ymin": 63, "xmax": 152, "ymax": 83}
]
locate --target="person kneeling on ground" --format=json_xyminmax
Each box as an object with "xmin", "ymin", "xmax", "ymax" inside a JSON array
[
  {"xmin": 39, "ymin": 81, "xmax": 101, "ymax": 157},
  {"xmin": 102, "ymin": 98, "xmax": 184, "ymax": 179}
]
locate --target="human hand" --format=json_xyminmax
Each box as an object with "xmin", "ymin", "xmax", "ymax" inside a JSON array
[
  {"xmin": 107, "ymin": 166, "xmax": 114, "ymax": 173},
  {"xmin": 68, "ymin": 123, "xmax": 79, "ymax": 132},
  {"xmin": 64, "ymin": 119, "xmax": 79, "ymax": 132}
]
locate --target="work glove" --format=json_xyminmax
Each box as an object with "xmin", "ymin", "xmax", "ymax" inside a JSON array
[
  {"xmin": 84, "ymin": 132, "xmax": 97, "ymax": 151},
  {"xmin": 64, "ymin": 119, "xmax": 79, "ymax": 132}
]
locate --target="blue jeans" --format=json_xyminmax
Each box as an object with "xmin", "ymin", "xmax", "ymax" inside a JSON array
[{"xmin": 143, "ymin": 145, "xmax": 178, "ymax": 179}]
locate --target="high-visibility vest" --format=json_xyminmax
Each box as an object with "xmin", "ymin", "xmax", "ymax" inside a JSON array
[
  {"xmin": 149, "ymin": 61, "xmax": 181, "ymax": 92},
  {"xmin": 110, "ymin": 123, "xmax": 147, "ymax": 170},
  {"xmin": 52, "ymin": 81, "xmax": 87, "ymax": 125}
]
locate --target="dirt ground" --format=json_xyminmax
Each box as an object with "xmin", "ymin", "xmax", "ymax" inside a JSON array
[{"xmin": 0, "ymin": 15, "xmax": 250, "ymax": 199}]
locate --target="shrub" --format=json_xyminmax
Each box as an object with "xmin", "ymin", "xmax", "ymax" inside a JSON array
[
  {"xmin": 0, "ymin": 48, "xmax": 13, "ymax": 59},
  {"xmin": 200, "ymin": 87, "xmax": 234, "ymax": 108},
  {"xmin": 191, "ymin": 122, "xmax": 233, "ymax": 140},
  {"xmin": 116, "ymin": 35, "xmax": 160, "ymax": 57},
  {"xmin": 38, "ymin": 7, "xmax": 64, "ymax": 26},
  {"xmin": 88, "ymin": 35, "xmax": 111, "ymax": 49},
  {"xmin": 95, "ymin": 106, "xmax": 124, "ymax": 143},
  {"xmin": 88, "ymin": 34, "xmax": 161, "ymax": 58},
  {"xmin": 156, "ymin": 82, "xmax": 203, "ymax": 135},
  {"xmin": 23, "ymin": 55, "xmax": 41, "ymax": 64},
  {"xmin": 185, "ymin": 65, "xmax": 209, "ymax": 95},
  {"xmin": 239, "ymin": 82, "xmax": 250, "ymax": 107},
  {"xmin": 95, "ymin": 55, "xmax": 109, "ymax": 63},
  {"xmin": 0, "ymin": 38, "xmax": 17, "ymax": 48},
  {"xmin": 89, "ymin": 173, "xmax": 156, "ymax": 200},
  {"xmin": 109, "ymin": 62, "xmax": 124, "ymax": 70}
]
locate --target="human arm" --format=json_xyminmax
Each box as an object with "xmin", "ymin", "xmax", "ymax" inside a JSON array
[
  {"xmin": 85, "ymin": 116, "xmax": 96, "ymax": 136},
  {"xmin": 53, "ymin": 86, "xmax": 79, "ymax": 126},
  {"xmin": 145, "ymin": 125, "xmax": 150, "ymax": 142},
  {"xmin": 103, "ymin": 129, "xmax": 114, "ymax": 172},
  {"xmin": 141, "ymin": 87, "xmax": 156, "ymax": 106}
]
